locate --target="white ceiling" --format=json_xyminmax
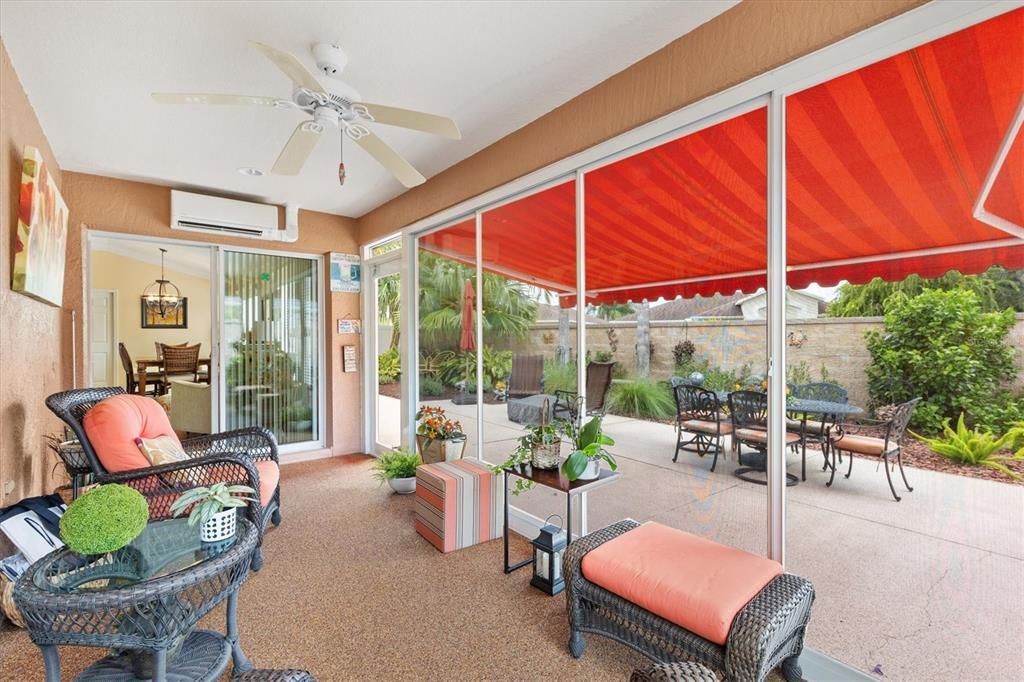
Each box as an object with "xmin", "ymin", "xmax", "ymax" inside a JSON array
[
  {"xmin": 91, "ymin": 237, "xmax": 211, "ymax": 278},
  {"xmin": 0, "ymin": 0, "xmax": 736, "ymax": 218}
]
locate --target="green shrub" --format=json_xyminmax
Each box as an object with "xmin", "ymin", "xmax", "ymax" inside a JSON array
[
  {"xmin": 970, "ymin": 392, "xmax": 1024, "ymax": 435},
  {"xmin": 913, "ymin": 414, "xmax": 1024, "ymax": 481},
  {"xmin": 543, "ymin": 360, "xmax": 577, "ymax": 394},
  {"xmin": 60, "ymin": 484, "xmax": 149, "ymax": 554},
  {"xmin": 434, "ymin": 346, "xmax": 511, "ymax": 387},
  {"xmin": 482, "ymin": 347, "xmax": 512, "ymax": 386},
  {"xmin": 865, "ymin": 288, "xmax": 1016, "ymax": 434},
  {"xmin": 607, "ymin": 378, "xmax": 675, "ymax": 420},
  {"xmin": 592, "ymin": 350, "xmax": 614, "ymax": 363},
  {"xmin": 378, "ymin": 347, "xmax": 401, "ymax": 383},
  {"xmin": 419, "ymin": 375, "xmax": 445, "ymax": 396},
  {"xmin": 372, "ymin": 449, "xmax": 421, "ymax": 482}
]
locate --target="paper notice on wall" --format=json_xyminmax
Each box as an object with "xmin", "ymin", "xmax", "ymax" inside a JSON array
[{"xmin": 330, "ymin": 253, "xmax": 361, "ymax": 293}]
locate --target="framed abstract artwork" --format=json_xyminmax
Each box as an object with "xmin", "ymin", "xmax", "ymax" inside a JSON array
[
  {"xmin": 141, "ymin": 298, "xmax": 188, "ymax": 329},
  {"xmin": 13, "ymin": 146, "xmax": 69, "ymax": 306}
]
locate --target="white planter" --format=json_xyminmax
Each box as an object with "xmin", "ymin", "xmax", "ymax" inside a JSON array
[
  {"xmin": 577, "ymin": 459, "xmax": 602, "ymax": 481},
  {"xmin": 201, "ymin": 508, "xmax": 237, "ymax": 542},
  {"xmin": 388, "ymin": 476, "xmax": 417, "ymax": 495}
]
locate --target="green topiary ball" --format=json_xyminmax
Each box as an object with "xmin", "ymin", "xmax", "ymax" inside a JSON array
[{"xmin": 59, "ymin": 484, "xmax": 150, "ymax": 555}]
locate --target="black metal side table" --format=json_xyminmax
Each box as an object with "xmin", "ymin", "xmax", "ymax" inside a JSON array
[{"xmin": 14, "ymin": 516, "xmax": 258, "ymax": 682}]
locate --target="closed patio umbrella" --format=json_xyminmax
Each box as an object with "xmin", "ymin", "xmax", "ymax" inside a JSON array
[{"xmin": 460, "ymin": 279, "xmax": 476, "ymax": 389}]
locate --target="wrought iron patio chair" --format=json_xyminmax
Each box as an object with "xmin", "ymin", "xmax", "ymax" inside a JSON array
[
  {"xmin": 119, "ymin": 343, "xmax": 163, "ymax": 396},
  {"xmin": 45, "ymin": 387, "xmax": 282, "ymax": 569},
  {"xmin": 788, "ymin": 382, "xmax": 849, "ymax": 469},
  {"xmin": 553, "ymin": 361, "xmax": 615, "ymax": 422},
  {"xmin": 826, "ymin": 397, "xmax": 920, "ymax": 501},
  {"xmin": 729, "ymin": 390, "xmax": 801, "ymax": 486},
  {"xmin": 673, "ymin": 385, "xmax": 731, "ymax": 472},
  {"xmin": 507, "ymin": 353, "xmax": 544, "ymax": 399}
]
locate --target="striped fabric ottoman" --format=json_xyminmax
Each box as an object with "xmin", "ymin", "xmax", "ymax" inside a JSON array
[{"xmin": 415, "ymin": 459, "xmax": 503, "ymax": 553}]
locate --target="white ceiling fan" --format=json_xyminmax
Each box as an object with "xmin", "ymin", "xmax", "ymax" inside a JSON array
[{"xmin": 153, "ymin": 42, "xmax": 461, "ymax": 188}]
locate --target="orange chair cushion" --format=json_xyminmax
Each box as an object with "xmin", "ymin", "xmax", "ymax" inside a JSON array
[
  {"xmin": 682, "ymin": 419, "xmax": 733, "ymax": 434},
  {"xmin": 734, "ymin": 428, "xmax": 801, "ymax": 445},
  {"xmin": 84, "ymin": 394, "xmax": 183, "ymax": 472},
  {"xmin": 581, "ymin": 522, "xmax": 782, "ymax": 645},
  {"xmin": 255, "ymin": 459, "xmax": 280, "ymax": 506},
  {"xmin": 831, "ymin": 434, "xmax": 887, "ymax": 456}
]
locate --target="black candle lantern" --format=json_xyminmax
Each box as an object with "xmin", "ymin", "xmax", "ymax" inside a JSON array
[{"xmin": 531, "ymin": 515, "xmax": 567, "ymax": 595}]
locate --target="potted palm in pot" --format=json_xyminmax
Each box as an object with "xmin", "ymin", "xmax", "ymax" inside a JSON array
[
  {"xmin": 561, "ymin": 416, "xmax": 617, "ymax": 481},
  {"xmin": 415, "ymin": 406, "xmax": 466, "ymax": 464},
  {"xmin": 372, "ymin": 448, "xmax": 422, "ymax": 494}
]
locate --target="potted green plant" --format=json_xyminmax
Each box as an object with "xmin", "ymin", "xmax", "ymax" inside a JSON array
[
  {"xmin": 561, "ymin": 416, "xmax": 617, "ymax": 482},
  {"xmin": 521, "ymin": 419, "xmax": 567, "ymax": 469},
  {"xmin": 415, "ymin": 405, "xmax": 466, "ymax": 464},
  {"xmin": 372, "ymin": 448, "xmax": 422, "ymax": 494},
  {"xmin": 169, "ymin": 482, "xmax": 256, "ymax": 542}
]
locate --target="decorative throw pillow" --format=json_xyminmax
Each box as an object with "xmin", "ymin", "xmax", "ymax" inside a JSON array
[{"xmin": 135, "ymin": 435, "xmax": 189, "ymax": 466}]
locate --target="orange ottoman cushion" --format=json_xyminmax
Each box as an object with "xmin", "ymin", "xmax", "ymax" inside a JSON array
[
  {"xmin": 581, "ymin": 522, "xmax": 782, "ymax": 645},
  {"xmin": 84, "ymin": 394, "xmax": 183, "ymax": 472}
]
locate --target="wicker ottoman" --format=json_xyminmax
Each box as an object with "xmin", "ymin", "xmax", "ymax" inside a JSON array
[
  {"xmin": 565, "ymin": 520, "xmax": 814, "ymax": 682},
  {"xmin": 415, "ymin": 459, "xmax": 503, "ymax": 553},
  {"xmin": 631, "ymin": 661, "xmax": 719, "ymax": 681},
  {"xmin": 234, "ymin": 670, "xmax": 315, "ymax": 681}
]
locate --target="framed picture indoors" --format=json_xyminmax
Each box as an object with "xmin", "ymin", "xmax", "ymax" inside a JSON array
[{"xmin": 141, "ymin": 298, "xmax": 188, "ymax": 329}]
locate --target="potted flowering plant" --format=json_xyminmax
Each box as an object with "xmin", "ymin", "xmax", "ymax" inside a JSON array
[{"xmin": 416, "ymin": 405, "xmax": 467, "ymax": 464}]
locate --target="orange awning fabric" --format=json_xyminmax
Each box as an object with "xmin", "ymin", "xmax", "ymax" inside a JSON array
[{"xmin": 421, "ymin": 9, "xmax": 1023, "ymax": 307}]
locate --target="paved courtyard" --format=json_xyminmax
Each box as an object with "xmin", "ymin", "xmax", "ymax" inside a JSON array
[{"xmin": 381, "ymin": 397, "xmax": 1024, "ymax": 680}]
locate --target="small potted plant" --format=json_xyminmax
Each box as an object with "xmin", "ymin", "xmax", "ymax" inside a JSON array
[
  {"xmin": 169, "ymin": 482, "xmax": 256, "ymax": 542},
  {"xmin": 415, "ymin": 405, "xmax": 466, "ymax": 464},
  {"xmin": 561, "ymin": 416, "xmax": 617, "ymax": 482},
  {"xmin": 372, "ymin": 448, "xmax": 422, "ymax": 494}
]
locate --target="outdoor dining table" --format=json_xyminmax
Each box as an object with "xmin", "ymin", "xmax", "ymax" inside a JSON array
[{"xmin": 707, "ymin": 391, "xmax": 864, "ymax": 484}]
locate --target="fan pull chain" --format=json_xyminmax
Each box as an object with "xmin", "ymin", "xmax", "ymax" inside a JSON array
[{"xmin": 338, "ymin": 130, "xmax": 347, "ymax": 186}]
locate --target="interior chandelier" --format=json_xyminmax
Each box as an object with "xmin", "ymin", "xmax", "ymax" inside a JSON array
[{"xmin": 142, "ymin": 248, "xmax": 182, "ymax": 316}]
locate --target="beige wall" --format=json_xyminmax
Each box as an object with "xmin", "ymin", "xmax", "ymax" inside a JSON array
[
  {"xmin": 61, "ymin": 172, "xmax": 363, "ymax": 457},
  {"xmin": 89, "ymin": 250, "xmax": 212, "ymax": 389},
  {"xmin": 0, "ymin": 42, "xmax": 67, "ymax": 506},
  {"xmin": 499, "ymin": 314, "xmax": 1024, "ymax": 408},
  {"xmin": 357, "ymin": 0, "xmax": 924, "ymax": 241}
]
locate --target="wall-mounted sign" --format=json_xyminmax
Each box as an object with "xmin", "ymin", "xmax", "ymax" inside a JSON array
[
  {"xmin": 337, "ymin": 319, "xmax": 362, "ymax": 334},
  {"xmin": 342, "ymin": 345, "xmax": 358, "ymax": 373},
  {"xmin": 330, "ymin": 253, "xmax": 361, "ymax": 293}
]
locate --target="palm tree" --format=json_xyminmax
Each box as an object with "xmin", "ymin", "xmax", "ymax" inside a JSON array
[
  {"xmin": 377, "ymin": 273, "xmax": 401, "ymax": 349},
  {"xmin": 417, "ymin": 252, "xmax": 537, "ymax": 350}
]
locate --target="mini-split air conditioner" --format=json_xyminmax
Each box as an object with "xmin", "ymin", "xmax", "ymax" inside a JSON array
[{"xmin": 170, "ymin": 190, "xmax": 285, "ymax": 240}]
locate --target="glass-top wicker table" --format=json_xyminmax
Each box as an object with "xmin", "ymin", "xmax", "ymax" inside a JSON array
[{"xmin": 14, "ymin": 516, "xmax": 258, "ymax": 682}]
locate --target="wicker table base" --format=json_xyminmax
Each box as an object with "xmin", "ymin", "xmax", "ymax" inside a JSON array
[{"xmin": 74, "ymin": 630, "xmax": 230, "ymax": 681}]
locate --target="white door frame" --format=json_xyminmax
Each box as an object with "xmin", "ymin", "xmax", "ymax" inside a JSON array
[
  {"xmin": 361, "ymin": 251, "xmax": 403, "ymax": 455},
  {"xmin": 90, "ymin": 288, "xmax": 119, "ymax": 387}
]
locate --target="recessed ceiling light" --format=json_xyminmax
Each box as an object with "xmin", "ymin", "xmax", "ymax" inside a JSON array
[{"xmin": 237, "ymin": 167, "xmax": 264, "ymax": 177}]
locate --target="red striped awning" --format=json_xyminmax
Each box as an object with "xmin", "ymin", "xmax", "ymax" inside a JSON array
[{"xmin": 421, "ymin": 9, "xmax": 1024, "ymax": 307}]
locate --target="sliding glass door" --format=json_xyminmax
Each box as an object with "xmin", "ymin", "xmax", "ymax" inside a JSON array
[{"xmin": 221, "ymin": 250, "xmax": 322, "ymax": 448}]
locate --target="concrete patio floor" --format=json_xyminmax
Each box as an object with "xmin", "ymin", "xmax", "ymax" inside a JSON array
[{"xmin": 389, "ymin": 397, "xmax": 1024, "ymax": 680}]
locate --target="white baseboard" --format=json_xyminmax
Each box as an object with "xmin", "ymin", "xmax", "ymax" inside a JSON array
[{"xmin": 279, "ymin": 448, "xmax": 340, "ymax": 465}]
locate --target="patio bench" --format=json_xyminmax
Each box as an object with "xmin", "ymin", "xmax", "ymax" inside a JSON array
[{"xmin": 565, "ymin": 520, "xmax": 814, "ymax": 682}]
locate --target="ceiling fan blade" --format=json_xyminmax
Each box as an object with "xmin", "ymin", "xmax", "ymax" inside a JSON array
[
  {"xmin": 350, "ymin": 129, "xmax": 426, "ymax": 188},
  {"xmin": 356, "ymin": 102, "xmax": 461, "ymax": 139},
  {"xmin": 152, "ymin": 93, "xmax": 285, "ymax": 106},
  {"xmin": 272, "ymin": 121, "xmax": 323, "ymax": 175},
  {"xmin": 252, "ymin": 42, "xmax": 325, "ymax": 93}
]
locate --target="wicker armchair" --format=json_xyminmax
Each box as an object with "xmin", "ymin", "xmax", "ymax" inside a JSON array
[
  {"xmin": 673, "ymin": 385, "xmax": 731, "ymax": 472},
  {"xmin": 826, "ymin": 397, "xmax": 920, "ymax": 501},
  {"xmin": 553, "ymin": 361, "xmax": 615, "ymax": 422},
  {"xmin": 565, "ymin": 520, "xmax": 813, "ymax": 682},
  {"xmin": 45, "ymin": 387, "xmax": 281, "ymax": 569}
]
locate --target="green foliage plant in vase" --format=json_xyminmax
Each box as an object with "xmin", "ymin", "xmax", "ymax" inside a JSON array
[
  {"xmin": 169, "ymin": 482, "xmax": 256, "ymax": 542},
  {"xmin": 59, "ymin": 484, "xmax": 150, "ymax": 555},
  {"xmin": 561, "ymin": 416, "xmax": 617, "ymax": 482},
  {"xmin": 415, "ymin": 405, "xmax": 466, "ymax": 464},
  {"xmin": 372, "ymin": 448, "xmax": 422, "ymax": 494}
]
